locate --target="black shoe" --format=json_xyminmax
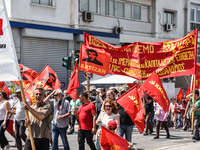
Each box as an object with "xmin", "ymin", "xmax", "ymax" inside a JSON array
[
  {"xmin": 154, "ymin": 136, "xmax": 159, "ymax": 139},
  {"xmin": 68, "ymin": 131, "xmax": 73, "ymax": 135},
  {"xmin": 166, "ymin": 135, "xmax": 170, "ymax": 139},
  {"xmin": 149, "ymin": 131, "xmax": 153, "ymax": 134},
  {"xmin": 143, "ymin": 133, "xmax": 148, "ymax": 136},
  {"xmin": 192, "ymin": 136, "xmax": 200, "ymax": 141}
]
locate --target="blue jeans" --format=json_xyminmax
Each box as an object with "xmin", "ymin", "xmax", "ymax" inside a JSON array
[
  {"xmin": 52, "ymin": 124, "xmax": 70, "ymax": 150},
  {"xmin": 118, "ymin": 124, "xmax": 134, "ymax": 142}
]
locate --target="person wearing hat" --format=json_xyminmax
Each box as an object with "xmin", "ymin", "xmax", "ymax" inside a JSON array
[{"xmin": 10, "ymin": 89, "xmax": 30, "ymax": 150}]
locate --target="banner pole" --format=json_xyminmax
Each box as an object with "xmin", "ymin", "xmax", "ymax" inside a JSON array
[
  {"xmin": 141, "ymin": 81, "xmax": 146, "ymax": 115},
  {"xmin": 191, "ymin": 75, "xmax": 196, "ymax": 131},
  {"xmin": 86, "ymin": 72, "xmax": 90, "ymax": 101},
  {"xmin": 19, "ymin": 81, "xmax": 36, "ymax": 150}
]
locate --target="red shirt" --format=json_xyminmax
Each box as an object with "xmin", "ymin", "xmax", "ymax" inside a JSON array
[{"xmin": 78, "ymin": 102, "xmax": 96, "ymax": 130}]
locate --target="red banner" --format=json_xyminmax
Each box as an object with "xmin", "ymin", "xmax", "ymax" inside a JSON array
[
  {"xmin": 13, "ymin": 64, "xmax": 39, "ymax": 89},
  {"xmin": 79, "ymin": 44, "xmax": 110, "ymax": 76},
  {"xmin": 194, "ymin": 63, "xmax": 200, "ymax": 90},
  {"xmin": 2, "ymin": 84, "xmax": 11, "ymax": 97},
  {"xmin": 185, "ymin": 86, "xmax": 191, "ymax": 102},
  {"xmin": 0, "ymin": 18, "xmax": 3, "ymax": 35},
  {"xmin": 66, "ymin": 61, "xmax": 79, "ymax": 100},
  {"xmin": 116, "ymin": 83, "xmax": 145, "ymax": 134},
  {"xmin": 84, "ymin": 30, "xmax": 197, "ymax": 80},
  {"xmin": 100, "ymin": 126, "xmax": 129, "ymax": 150},
  {"xmin": 140, "ymin": 72, "xmax": 170, "ymax": 112},
  {"xmin": 25, "ymin": 65, "xmax": 60, "ymax": 104},
  {"xmin": 176, "ymin": 88, "xmax": 184, "ymax": 103}
]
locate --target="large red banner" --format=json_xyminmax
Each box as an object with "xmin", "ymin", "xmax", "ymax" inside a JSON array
[
  {"xmin": 140, "ymin": 72, "xmax": 170, "ymax": 112},
  {"xmin": 25, "ymin": 65, "xmax": 60, "ymax": 104},
  {"xmin": 79, "ymin": 44, "xmax": 110, "ymax": 76},
  {"xmin": 116, "ymin": 84, "xmax": 145, "ymax": 134},
  {"xmin": 84, "ymin": 30, "xmax": 198, "ymax": 80}
]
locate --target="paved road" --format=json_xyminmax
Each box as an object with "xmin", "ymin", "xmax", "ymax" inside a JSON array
[{"xmin": 5, "ymin": 126, "xmax": 200, "ymax": 150}]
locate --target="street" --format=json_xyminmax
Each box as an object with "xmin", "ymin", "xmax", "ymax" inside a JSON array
[{"xmin": 5, "ymin": 126, "xmax": 200, "ymax": 150}]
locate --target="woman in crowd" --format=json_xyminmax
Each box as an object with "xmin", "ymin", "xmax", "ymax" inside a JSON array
[
  {"xmin": 154, "ymin": 102, "xmax": 170, "ymax": 139},
  {"xmin": 0, "ymin": 91, "xmax": 10, "ymax": 150},
  {"xmin": 169, "ymin": 97, "xmax": 180, "ymax": 129},
  {"xmin": 96, "ymin": 98, "xmax": 120, "ymax": 150}
]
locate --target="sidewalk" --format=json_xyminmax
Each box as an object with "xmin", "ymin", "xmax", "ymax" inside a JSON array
[{"xmin": 154, "ymin": 142, "xmax": 200, "ymax": 150}]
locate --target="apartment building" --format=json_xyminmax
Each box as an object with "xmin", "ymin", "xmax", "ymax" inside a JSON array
[{"xmin": 4, "ymin": 0, "xmax": 200, "ymax": 91}]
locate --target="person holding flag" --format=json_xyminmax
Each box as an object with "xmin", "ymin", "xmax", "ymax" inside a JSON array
[
  {"xmin": 186, "ymin": 90, "xmax": 200, "ymax": 141},
  {"xmin": 23, "ymin": 87, "xmax": 52, "ymax": 150}
]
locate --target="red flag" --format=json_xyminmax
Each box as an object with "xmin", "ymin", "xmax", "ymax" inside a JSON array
[
  {"xmin": 100, "ymin": 126, "xmax": 129, "ymax": 150},
  {"xmin": 194, "ymin": 63, "xmax": 200, "ymax": 90},
  {"xmin": 0, "ymin": 82, "xmax": 5, "ymax": 91},
  {"xmin": 79, "ymin": 44, "xmax": 110, "ymax": 76},
  {"xmin": 185, "ymin": 86, "xmax": 191, "ymax": 102},
  {"xmin": 116, "ymin": 83, "xmax": 145, "ymax": 134},
  {"xmin": 176, "ymin": 88, "xmax": 184, "ymax": 103},
  {"xmin": 25, "ymin": 65, "xmax": 60, "ymax": 104},
  {"xmin": 13, "ymin": 64, "xmax": 39, "ymax": 89},
  {"xmin": 0, "ymin": 18, "xmax": 3, "ymax": 35},
  {"xmin": 66, "ymin": 61, "xmax": 79, "ymax": 100},
  {"xmin": 140, "ymin": 72, "xmax": 170, "ymax": 112},
  {"xmin": 2, "ymin": 84, "xmax": 11, "ymax": 97}
]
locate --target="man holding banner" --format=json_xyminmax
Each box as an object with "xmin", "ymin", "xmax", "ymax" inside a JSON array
[{"xmin": 23, "ymin": 87, "xmax": 52, "ymax": 150}]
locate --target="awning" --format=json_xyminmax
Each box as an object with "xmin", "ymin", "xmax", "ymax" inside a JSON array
[{"xmin": 81, "ymin": 74, "xmax": 137, "ymax": 85}]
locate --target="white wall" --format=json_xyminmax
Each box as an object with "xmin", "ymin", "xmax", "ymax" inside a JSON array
[{"xmin": 6, "ymin": 0, "xmax": 71, "ymax": 28}]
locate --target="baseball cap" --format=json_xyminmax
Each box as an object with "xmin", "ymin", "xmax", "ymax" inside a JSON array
[
  {"xmin": 15, "ymin": 89, "xmax": 21, "ymax": 93},
  {"xmin": 107, "ymin": 120, "xmax": 117, "ymax": 130}
]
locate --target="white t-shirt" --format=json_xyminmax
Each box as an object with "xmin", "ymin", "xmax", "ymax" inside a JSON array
[
  {"xmin": 98, "ymin": 112, "xmax": 119, "ymax": 128},
  {"xmin": 15, "ymin": 99, "xmax": 30, "ymax": 121}
]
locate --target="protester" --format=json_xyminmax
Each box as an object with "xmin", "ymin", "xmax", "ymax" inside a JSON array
[
  {"xmin": 49, "ymin": 89, "xmax": 71, "ymax": 150},
  {"xmin": 23, "ymin": 87, "xmax": 52, "ymax": 150},
  {"xmin": 169, "ymin": 97, "xmax": 180, "ymax": 129},
  {"xmin": 186, "ymin": 90, "xmax": 200, "ymax": 141},
  {"xmin": 179, "ymin": 99, "xmax": 187, "ymax": 129},
  {"xmin": 90, "ymin": 88, "xmax": 97, "ymax": 104},
  {"xmin": 143, "ymin": 93, "xmax": 154, "ymax": 136},
  {"xmin": 74, "ymin": 92, "xmax": 97, "ymax": 150},
  {"xmin": 107, "ymin": 120, "xmax": 133, "ymax": 149},
  {"xmin": 10, "ymin": 89, "xmax": 30, "ymax": 150},
  {"xmin": 154, "ymin": 102, "xmax": 170, "ymax": 139},
  {"xmin": 96, "ymin": 88, "xmax": 106, "ymax": 117},
  {"xmin": 68, "ymin": 96, "xmax": 82, "ymax": 135},
  {"xmin": 117, "ymin": 90, "xmax": 134, "ymax": 144},
  {"xmin": 183, "ymin": 100, "xmax": 191, "ymax": 131},
  {"xmin": 96, "ymin": 98, "xmax": 120, "ymax": 150},
  {"xmin": 0, "ymin": 91, "xmax": 11, "ymax": 150}
]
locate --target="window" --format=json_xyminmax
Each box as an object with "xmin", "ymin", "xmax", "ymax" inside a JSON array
[
  {"xmin": 196, "ymin": 10, "xmax": 200, "ymax": 22},
  {"xmin": 80, "ymin": 0, "xmax": 97, "ymax": 13},
  {"xmin": 164, "ymin": 11, "xmax": 174, "ymax": 24},
  {"xmin": 117, "ymin": 2, "xmax": 124, "ymax": 17},
  {"xmin": 125, "ymin": 3, "xmax": 132, "ymax": 19},
  {"xmin": 31, "ymin": 0, "xmax": 52, "ymax": 6},
  {"xmin": 100, "ymin": 0, "xmax": 114, "ymax": 16},
  {"xmin": 190, "ymin": 9, "xmax": 195, "ymax": 21},
  {"xmin": 134, "ymin": 5, "xmax": 141, "ymax": 20}
]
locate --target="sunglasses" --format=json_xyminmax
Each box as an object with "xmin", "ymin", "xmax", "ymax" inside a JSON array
[
  {"xmin": 54, "ymin": 94, "xmax": 59, "ymax": 97},
  {"xmin": 105, "ymin": 105, "xmax": 112, "ymax": 108}
]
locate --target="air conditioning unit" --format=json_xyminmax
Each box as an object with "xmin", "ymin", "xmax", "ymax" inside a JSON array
[
  {"xmin": 82, "ymin": 11, "xmax": 94, "ymax": 22},
  {"xmin": 164, "ymin": 24, "xmax": 172, "ymax": 31},
  {"xmin": 113, "ymin": 26, "xmax": 123, "ymax": 34}
]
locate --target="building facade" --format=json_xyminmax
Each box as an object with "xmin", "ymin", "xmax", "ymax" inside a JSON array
[{"xmin": 4, "ymin": 0, "xmax": 199, "ymax": 92}]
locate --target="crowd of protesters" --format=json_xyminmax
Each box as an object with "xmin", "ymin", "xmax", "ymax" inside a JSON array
[{"xmin": 0, "ymin": 85, "xmax": 200, "ymax": 150}]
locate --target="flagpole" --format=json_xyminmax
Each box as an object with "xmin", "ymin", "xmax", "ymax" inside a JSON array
[
  {"xmin": 191, "ymin": 75, "xmax": 196, "ymax": 131},
  {"xmin": 86, "ymin": 72, "xmax": 90, "ymax": 101},
  {"xmin": 19, "ymin": 81, "xmax": 36, "ymax": 150},
  {"xmin": 141, "ymin": 81, "xmax": 146, "ymax": 115}
]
